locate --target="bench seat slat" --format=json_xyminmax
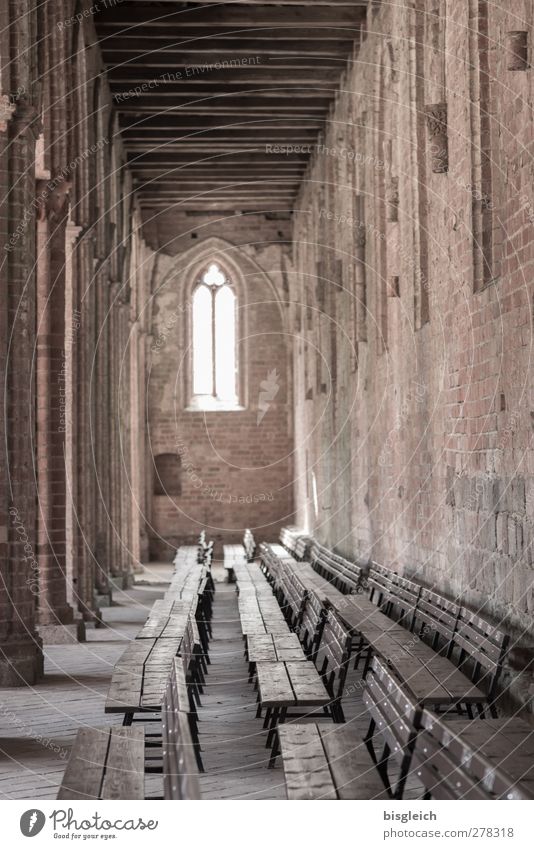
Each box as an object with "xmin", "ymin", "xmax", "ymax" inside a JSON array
[
  {"xmin": 285, "ymin": 661, "xmax": 330, "ymax": 706},
  {"xmin": 278, "ymin": 724, "xmax": 337, "ymax": 800},
  {"xmin": 58, "ymin": 727, "xmax": 144, "ymax": 800},
  {"xmin": 101, "ymin": 727, "xmax": 145, "ymax": 800},
  {"xmin": 318, "ymin": 726, "xmax": 388, "ymax": 800},
  {"xmin": 256, "ymin": 661, "xmax": 295, "ymax": 706}
]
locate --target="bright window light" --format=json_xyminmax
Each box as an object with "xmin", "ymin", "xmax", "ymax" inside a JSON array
[
  {"xmin": 192, "ymin": 263, "xmax": 238, "ymax": 404},
  {"xmin": 215, "ymin": 285, "xmax": 236, "ymax": 401},
  {"xmin": 193, "ymin": 284, "xmax": 213, "ymax": 395}
]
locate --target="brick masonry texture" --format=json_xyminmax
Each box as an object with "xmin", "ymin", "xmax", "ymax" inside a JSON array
[{"xmin": 291, "ymin": 0, "xmax": 534, "ymax": 645}]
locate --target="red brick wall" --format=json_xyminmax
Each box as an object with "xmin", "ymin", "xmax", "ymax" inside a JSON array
[
  {"xmin": 292, "ymin": 0, "xmax": 534, "ymax": 653},
  {"xmin": 147, "ymin": 228, "xmax": 294, "ymax": 557}
]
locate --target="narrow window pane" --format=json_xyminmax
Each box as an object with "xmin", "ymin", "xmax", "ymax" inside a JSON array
[
  {"xmin": 215, "ymin": 285, "xmax": 236, "ymax": 401},
  {"xmin": 193, "ymin": 285, "xmax": 213, "ymax": 395}
]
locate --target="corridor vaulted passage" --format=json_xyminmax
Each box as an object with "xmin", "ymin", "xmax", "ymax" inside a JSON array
[{"xmin": 0, "ymin": 0, "xmax": 533, "ymax": 810}]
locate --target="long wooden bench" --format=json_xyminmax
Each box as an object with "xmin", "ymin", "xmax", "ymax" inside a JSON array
[
  {"xmin": 278, "ymin": 723, "xmax": 387, "ymax": 800},
  {"xmin": 57, "ymin": 726, "xmax": 145, "ymax": 800},
  {"xmin": 105, "ymin": 638, "xmax": 184, "ymax": 723},
  {"xmin": 411, "ymin": 711, "xmax": 534, "ymax": 800},
  {"xmin": 369, "ymin": 570, "xmax": 510, "ymax": 717},
  {"xmin": 328, "ymin": 593, "xmax": 487, "ymax": 713},
  {"xmin": 162, "ymin": 658, "xmax": 202, "ymax": 798},
  {"xmin": 363, "ymin": 655, "xmax": 534, "ymax": 800},
  {"xmin": 58, "ymin": 660, "xmax": 202, "ymax": 800}
]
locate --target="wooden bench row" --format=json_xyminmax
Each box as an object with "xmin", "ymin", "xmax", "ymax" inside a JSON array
[
  {"xmin": 366, "ymin": 563, "xmax": 510, "ymax": 716},
  {"xmin": 58, "ymin": 658, "xmax": 202, "ymax": 800},
  {"xmin": 59, "ymin": 544, "xmax": 215, "ymax": 800},
  {"xmin": 258, "ymin": 543, "xmax": 534, "ymax": 799},
  {"xmin": 272, "ymin": 538, "xmax": 511, "ymax": 718},
  {"xmin": 363, "ymin": 655, "xmax": 534, "ymax": 800},
  {"xmin": 229, "ymin": 554, "xmax": 341, "ymax": 767}
]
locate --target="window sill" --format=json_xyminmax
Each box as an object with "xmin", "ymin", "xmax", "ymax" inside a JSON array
[{"xmin": 186, "ymin": 395, "xmax": 245, "ymax": 412}]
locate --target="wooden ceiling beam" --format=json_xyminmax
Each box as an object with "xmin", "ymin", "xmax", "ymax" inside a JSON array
[
  {"xmin": 96, "ymin": 7, "xmax": 364, "ymax": 29},
  {"xmin": 100, "ymin": 40, "xmax": 354, "ymax": 56},
  {"xmin": 107, "ymin": 67, "xmax": 341, "ymax": 83},
  {"xmin": 119, "ymin": 115, "xmax": 323, "ymax": 129}
]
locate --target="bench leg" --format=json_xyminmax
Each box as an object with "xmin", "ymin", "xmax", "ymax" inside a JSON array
[
  {"xmin": 394, "ymin": 753, "xmax": 412, "ymax": 800},
  {"xmin": 248, "ymin": 662, "xmax": 255, "ymax": 683},
  {"xmin": 364, "ymin": 717, "xmax": 377, "ymax": 761},
  {"xmin": 268, "ymin": 707, "xmax": 286, "ymax": 767},
  {"xmin": 262, "ymin": 707, "xmax": 272, "ymax": 729},
  {"xmin": 377, "ymin": 742, "xmax": 392, "ymax": 796},
  {"xmin": 123, "ymin": 712, "xmax": 134, "ymax": 726},
  {"xmin": 255, "ymin": 694, "xmax": 263, "ymax": 719},
  {"xmin": 265, "ymin": 708, "xmax": 280, "ymax": 748}
]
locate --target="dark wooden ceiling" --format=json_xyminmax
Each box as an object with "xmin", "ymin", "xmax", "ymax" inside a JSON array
[{"xmin": 94, "ymin": 2, "xmax": 366, "ymax": 212}]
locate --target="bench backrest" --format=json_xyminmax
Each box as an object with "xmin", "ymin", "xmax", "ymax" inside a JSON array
[
  {"xmin": 286, "ymin": 571, "xmax": 308, "ymax": 625},
  {"xmin": 411, "ymin": 708, "xmax": 530, "ymax": 800},
  {"xmin": 411, "ymin": 586, "xmax": 461, "ymax": 654},
  {"xmin": 362, "ymin": 656, "xmax": 419, "ymax": 753},
  {"xmin": 182, "ymin": 614, "xmax": 200, "ymax": 675},
  {"xmin": 311, "ymin": 541, "xmax": 362, "ymax": 594},
  {"xmin": 388, "ymin": 574, "xmax": 422, "ymax": 629},
  {"xmin": 451, "ymin": 607, "xmax": 509, "ymax": 697},
  {"xmin": 162, "ymin": 659, "xmax": 201, "ymax": 800},
  {"xmin": 299, "ymin": 590, "xmax": 326, "ymax": 657},
  {"xmin": 315, "ymin": 610, "xmax": 352, "ymax": 699},
  {"xmin": 367, "ymin": 562, "xmax": 396, "ymax": 607}
]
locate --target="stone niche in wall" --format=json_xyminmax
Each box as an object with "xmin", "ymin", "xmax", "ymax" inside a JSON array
[{"xmin": 153, "ymin": 453, "xmax": 182, "ymax": 496}]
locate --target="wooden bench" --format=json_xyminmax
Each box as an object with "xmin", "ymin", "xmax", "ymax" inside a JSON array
[
  {"xmin": 247, "ymin": 633, "xmax": 307, "ymax": 681},
  {"xmin": 311, "ymin": 541, "xmax": 363, "ymax": 594},
  {"xmin": 329, "ymin": 593, "xmax": 487, "ymax": 713},
  {"xmin": 255, "ymin": 660, "xmax": 334, "ymax": 766},
  {"xmin": 382, "ymin": 576, "xmax": 510, "ymax": 717},
  {"xmin": 367, "ymin": 562, "xmax": 396, "ymax": 610},
  {"xmin": 362, "ymin": 655, "xmax": 420, "ymax": 798},
  {"xmin": 58, "ymin": 660, "xmax": 203, "ymax": 800},
  {"xmin": 57, "ymin": 726, "xmax": 145, "ymax": 800},
  {"xmin": 278, "ymin": 723, "xmax": 387, "ymax": 800},
  {"xmin": 314, "ymin": 610, "xmax": 352, "ymax": 722},
  {"xmin": 448, "ymin": 606, "xmax": 510, "ymax": 717},
  {"xmin": 106, "ymin": 637, "xmax": 183, "ymax": 724},
  {"xmin": 162, "ymin": 659, "xmax": 202, "ymax": 797},
  {"xmin": 411, "ymin": 709, "xmax": 534, "ymax": 800},
  {"xmin": 135, "ymin": 599, "xmax": 190, "ymax": 640}
]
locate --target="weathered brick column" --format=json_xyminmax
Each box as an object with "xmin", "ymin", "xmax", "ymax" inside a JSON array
[
  {"xmin": 35, "ymin": 181, "xmax": 84, "ymax": 643},
  {"xmin": 0, "ymin": 101, "xmax": 43, "ymax": 685}
]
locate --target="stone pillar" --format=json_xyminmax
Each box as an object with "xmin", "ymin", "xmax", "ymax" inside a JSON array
[
  {"xmin": 35, "ymin": 179, "xmax": 85, "ymax": 643},
  {"xmin": 0, "ymin": 102, "xmax": 44, "ymax": 685},
  {"xmin": 75, "ymin": 234, "xmax": 101, "ymax": 622}
]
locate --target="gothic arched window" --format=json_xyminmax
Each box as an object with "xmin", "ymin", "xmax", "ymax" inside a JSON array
[{"xmin": 192, "ymin": 263, "xmax": 238, "ymax": 406}]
